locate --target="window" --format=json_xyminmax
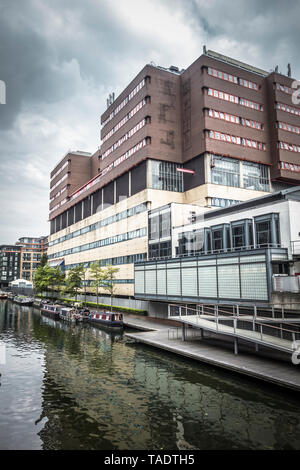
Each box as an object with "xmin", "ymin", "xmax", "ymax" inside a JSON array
[
  {"xmin": 211, "ymin": 224, "xmax": 231, "ymax": 252},
  {"xmin": 208, "ymin": 67, "xmax": 238, "ymax": 84},
  {"xmin": 102, "ymin": 78, "xmax": 146, "ymax": 128},
  {"xmin": 151, "ymin": 161, "xmax": 183, "ymax": 192},
  {"xmin": 239, "ymin": 97, "xmax": 263, "ymax": 111},
  {"xmin": 208, "ymin": 88, "xmax": 239, "ymax": 104},
  {"xmin": 255, "ymin": 214, "xmax": 280, "ymax": 247},
  {"xmin": 209, "ymin": 130, "xmax": 265, "ymax": 150},
  {"xmin": 210, "ymin": 155, "xmax": 240, "ymax": 188},
  {"xmin": 211, "ymin": 198, "xmax": 241, "ymax": 208},
  {"xmin": 277, "ymin": 102, "xmax": 300, "ymax": 116},
  {"xmin": 280, "ymin": 161, "xmax": 300, "ymax": 172},
  {"xmin": 102, "ymin": 117, "xmax": 146, "ymax": 157},
  {"xmin": 276, "ymin": 83, "xmax": 292, "ymax": 95},
  {"xmin": 239, "ymin": 78, "xmax": 258, "ymax": 91},
  {"xmin": 149, "ymin": 241, "xmax": 171, "ymax": 259},
  {"xmin": 242, "ymin": 161, "xmax": 270, "ymax": 192},
  {"xmin": 279, "ymin": 141, "xmax": 300, "ymax": 153}
]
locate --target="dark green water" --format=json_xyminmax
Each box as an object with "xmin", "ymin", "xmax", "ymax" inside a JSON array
[{"xmin": 1, "ymin": 300, "xmax": 300, "ymax": 450}]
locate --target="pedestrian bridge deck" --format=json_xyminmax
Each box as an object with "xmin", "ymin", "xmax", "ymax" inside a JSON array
[{"xmin": 170, "ymin": 314, "xmax": 297, "ymax": 354}]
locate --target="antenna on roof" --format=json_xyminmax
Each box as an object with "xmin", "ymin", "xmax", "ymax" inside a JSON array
[
  {"xmin": 287, "ymin": 63, "xmax": 291, "ymax": 77},
  {"xmin": 106, "ymin": 92, "xmax": 115, "ymax": 109}
]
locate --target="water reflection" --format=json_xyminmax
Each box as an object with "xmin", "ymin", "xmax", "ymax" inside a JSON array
[{"xmin": 0, "ymin": 300, "xmax": 300, "ymax": 450}]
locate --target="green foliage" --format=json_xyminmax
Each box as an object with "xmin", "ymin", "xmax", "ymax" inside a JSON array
[
  {"xmin": 101, "ymin": 264, "xmax": 120, "ymax": 312},
  {"xmin": 34, "ymin": 264, "xmax": 65, "ymax": 294},
  {"xmin": 84, "ymin": 301, "xmax": 147, "ymax": 315},
  {"xmin": 89, "ymin": 261, "xmax": 105, "ymax": 305},
  {"xmin": 40, "ymin": 253, "xmax": 48, "ymax": 267},
  {"xmin": 62, "ymin": 265, "xmax": 86, "ymax": 303}
]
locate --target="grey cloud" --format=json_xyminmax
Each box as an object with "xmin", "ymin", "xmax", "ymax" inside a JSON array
[{"xmin": 1, "ymin": 0, "xmax": 300, "ymax": 244}]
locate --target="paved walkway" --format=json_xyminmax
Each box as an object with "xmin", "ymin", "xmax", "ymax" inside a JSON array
[{"xmin": 123, "ymin": 314, "xmax": 300, "ymax": 392}]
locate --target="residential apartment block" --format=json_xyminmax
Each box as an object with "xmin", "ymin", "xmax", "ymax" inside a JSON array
[
  {"xmin": 0, "ymin": 245, "xmax": 22, "ymax": 288},
  {"xmin": 15, "ymin": 236, "xmax": 48, "ymax": 282},
  {"xmin": 47, "ymin": 49, "xmax": 300, "ymax": 302}
]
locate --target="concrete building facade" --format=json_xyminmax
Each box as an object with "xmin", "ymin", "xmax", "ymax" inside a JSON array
[{"xmin": 47, "ymin": 49, "xmax": 300, "ymax": 303}]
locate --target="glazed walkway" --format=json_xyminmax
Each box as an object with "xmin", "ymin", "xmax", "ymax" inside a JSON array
[{"xmin": 123, "ymin": 314, "xmax": 300, "ymax": 392}]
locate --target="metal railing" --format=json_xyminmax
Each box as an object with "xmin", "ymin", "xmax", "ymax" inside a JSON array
[{"xmin": 168, "ymin": 303, "xmax": 300, "ymax": 350}]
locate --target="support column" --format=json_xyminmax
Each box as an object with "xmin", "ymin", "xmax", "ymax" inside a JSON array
[
  {"xmin": 234, "ymin": 337, "xmax": 239, "ymax": 355},
  {"xmin": 182, "ymin": 323, "xmax": 186, "ymax": 342}
]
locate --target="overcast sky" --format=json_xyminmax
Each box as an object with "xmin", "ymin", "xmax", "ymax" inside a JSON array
[{"xmin": 0, "ymin": 0, "xmax": 300, "ymax": 244}]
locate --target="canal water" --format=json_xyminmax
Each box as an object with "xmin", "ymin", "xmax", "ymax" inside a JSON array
[{"xmin": 0, "ymin": 300, "xmax": 300, "ymax": 450}]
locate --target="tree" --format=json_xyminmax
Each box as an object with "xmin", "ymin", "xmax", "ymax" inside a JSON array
[
  {"xmin": 63, "ymin": 265, "xmax": 86, "ymax": 304},
  {"xmin": 89, "ymin": 261, "xmax": 105, "ymax": 306},
  {"xmin": 34, "ymin": 264, "xmax": 65, "ymax": 296},
  {"xmin": 101, "ymin": 265, "xmax": 119, "ymax": 312},
  {"xmin": 40, "ymin": 253, "xmax": 48, "ymax": 267}
]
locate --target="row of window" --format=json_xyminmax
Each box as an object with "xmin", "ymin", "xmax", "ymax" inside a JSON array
[
  {"xmin": 176, "ymin": 213, "xmax": 280, "ymax": 257},
  {"xmin": 208, "ymin": 88, "xmax": 264, "ymax": 111},
  {"xmin": 209, "ymin": 130, "xmax": 266, "ymax": 150},
  {"xmin": 208, "ymin": 109, "xmax": 264, "ymax": 129},
  {"xmin": 278, "ymin": 121, "xmax": 300, "ymax": 135},
  {"xmin": 65, "ymin": 253, "xmax": 147, "ymax": 271},
  {"xmin": 101, "ymin": 139, "xmax": 147, "ymax": 178},
  {"xmin": 210, "ymin": 154, "xmax": 270, "ymax": 192},
  {"xmin": 102, "ymin": 98, "xmax": 147, "ymax": 144},
  {"xmin": 48, "ymin": 227, "xmax": 147, "ymax": 260},
  {"xmin": 50, "ymin": 172, "xmax": 68, "ymax": 191},
  {"xmin": 280, "ymin": 161, "xmax": 300, "ymax": 172},
  {"xmin": 70, "ymin": 175, "xmax": 101, "ymax": 203},
  {"xmin": 211, "ymin": 197, "xmax": 242, "ymax": 208},
  {"xmin": 50, "ymin": 185, "xmax": 68, "ymax": 205},
  {"xmin": 102, "ymin": 78, "xmax": 146, "ymax": 128},
  {"xmin": 276, "ymin": 102, "xmax": 300, "ymax": 116},
  {"xmin": 279, "ymin": 141, "xmax": 300, "ymax": 153},
  {"xmin": 207, "ymin": 67, "xmax": 258, "ymax": 90},
  {"xmin": 276, "ymin": 83, "xmax": 292, "ymax": 95},
  {"xmin": 51, "ymin": 160, "xmax": 69, "ymax": 181},
  {"xmin": 82, "ymin": 279, "xmax": 134, "ymax": 286},
  {"xmin": 102, "ymin": 119, "xmax": 146, "ymax": 160},
  {"xmin": 49, "ymin": 202, "xmax": 148, "ymax": 247}
]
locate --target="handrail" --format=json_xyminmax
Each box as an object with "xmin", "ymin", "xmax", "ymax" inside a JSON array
[{"xmin": 168, "ymin": 303, "xmax": 300, "ymax": 339}]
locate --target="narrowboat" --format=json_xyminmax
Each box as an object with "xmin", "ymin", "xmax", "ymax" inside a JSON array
[
  {"xmin": 40, "ymin": 304, "xmax": 61, "ymax": 320},
  {"xmin": 89, "ymin": 311, "xmax": 123, "ymax": 329},
  {"xmin": 59, "ymin": 307, "xmax": 80, "ymax": 323},
  {"xmin": 13, "ymin": 295, "xmax": 34, "ymax": 306}
]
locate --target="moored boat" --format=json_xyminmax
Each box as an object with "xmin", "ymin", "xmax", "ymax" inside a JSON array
[
  {"xmin": 40, "ymin": 304, "xmax": 61, "ymax": 320},
  {"xmin": 13, "ymin": 295, "xmax": 34, "ymax": 306},
  {"xmin": 0, "ymin": 291, "xmax": 8, "ymax": 299},
  {"xmin": 88, "ymin": 311, "xmax": 123, "ymax": 329},
  {"xmin": 59, "ymin": 307, "xmax": 78, "ymax": 323}
]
